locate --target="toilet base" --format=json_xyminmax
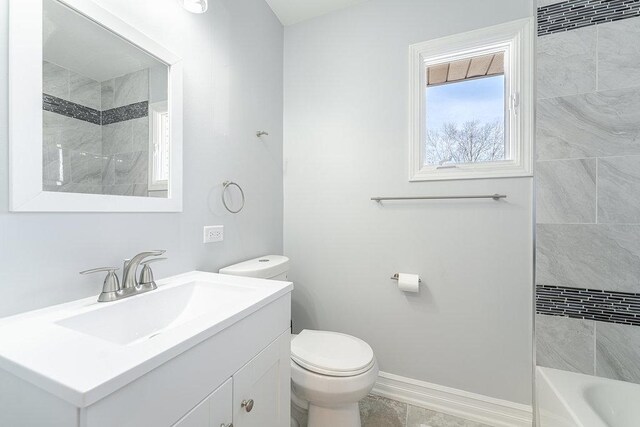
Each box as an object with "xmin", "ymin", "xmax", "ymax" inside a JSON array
[{"xmin": 307, "ymin": 402, "xmax": 361, "ymax": 427}]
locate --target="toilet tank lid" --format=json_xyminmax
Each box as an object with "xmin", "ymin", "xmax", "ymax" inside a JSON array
[{"xmin": 219, "ymin": 255, "xmax": 289, "ymax": 279}]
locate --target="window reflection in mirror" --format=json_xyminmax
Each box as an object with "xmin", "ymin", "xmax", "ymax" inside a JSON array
[
  {"xmin": 42, "ymin": 0, "xmax": 170, "ymax": 198},
  {"xmin": 424, "ymin": 52, "xmax": 506, "ymax": 167}
]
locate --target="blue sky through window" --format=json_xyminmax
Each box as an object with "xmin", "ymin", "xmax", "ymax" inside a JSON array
[
  {"xmin": 426, "ymin": 75, "xmax": 504, "ymax": 130},
  {"xmin": 424, "ymin": 74, "xmax": 506, "ymax": 165}
]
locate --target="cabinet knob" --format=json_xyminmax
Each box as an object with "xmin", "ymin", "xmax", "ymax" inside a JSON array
[{"xmin": 241, "ymin": 399, "xmax": 254, "ymax": 412}]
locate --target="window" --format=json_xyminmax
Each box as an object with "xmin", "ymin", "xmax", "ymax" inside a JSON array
[
  {"xmin": 409, "ymin": 19, "xmax": 533, "ymax": 181},
  {"xmin": 425, "ymin": 55, "xmax": 505, "ymax": 166},
  {"xmin": 149, "ymin": 101, "xmax": 170, "ymax": 192}
]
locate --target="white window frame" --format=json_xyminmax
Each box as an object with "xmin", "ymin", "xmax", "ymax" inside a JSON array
[
  {"xmin": 148, "ymin": 101, "xmax": 170, "ymax": 192},
  {"xmin": 408, "ymin": 18, "xmax": 533, "ymax": 181}
]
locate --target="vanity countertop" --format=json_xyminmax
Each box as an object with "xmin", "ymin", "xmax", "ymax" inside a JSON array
[{"xmin": 0, "ymin": 271, "xmax": 292, "ymax": 407}]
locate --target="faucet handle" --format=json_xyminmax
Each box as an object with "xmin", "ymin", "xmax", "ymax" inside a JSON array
[
  {"xmin": 139, "ymin": 258, "xmax": 167, "ymax": 291},
  {"xmin": 80, "ymin": 267, "xmax": 120, "ymax": 302},
  {"xmin": 80, "ymin": 267, "xmax": 119, "ymax": 275}
]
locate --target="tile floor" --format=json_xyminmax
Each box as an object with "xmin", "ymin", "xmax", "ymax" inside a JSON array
[{"xmin": 291, "ymin": 394, "xmax": 494, "ymax": 427}]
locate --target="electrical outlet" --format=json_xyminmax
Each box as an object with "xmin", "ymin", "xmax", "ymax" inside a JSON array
[{"xmin": 203, "ymin": 225, "xmax": 224, "ymax": 243}]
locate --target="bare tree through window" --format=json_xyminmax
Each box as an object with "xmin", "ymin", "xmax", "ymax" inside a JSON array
[{"xmin": 425, "ymin": 119, "xmax": 504, "ymax": 165}]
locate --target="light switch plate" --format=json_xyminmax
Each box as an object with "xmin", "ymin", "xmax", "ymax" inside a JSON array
[{"xmin": 203, "ymin": 225, "xmax": 224, "ymax": 243}]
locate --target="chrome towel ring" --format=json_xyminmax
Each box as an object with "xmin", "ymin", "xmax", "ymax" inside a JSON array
[{"xmin": 222, "ymin": 181, "xmax": 245, "ymax": 214}]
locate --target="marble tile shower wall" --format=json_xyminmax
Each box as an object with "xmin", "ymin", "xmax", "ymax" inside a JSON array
[
  {"xmin": 42, "ymin": 61, "xmax": 149, "ymax": 196},
  {"xmin": 536, "ymin": 1, "xmax": 640, "ymax": 384}
]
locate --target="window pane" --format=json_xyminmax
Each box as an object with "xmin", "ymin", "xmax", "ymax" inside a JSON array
[
  {"xmin": 160, "ymin": 112, "xmax": 170, "ymax": 181},
  {"xmin": 424, "ymin": 62, "xmax": 505, "ymax": 166}
]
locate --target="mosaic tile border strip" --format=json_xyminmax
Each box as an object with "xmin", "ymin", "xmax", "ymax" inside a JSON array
[
  {"xmin": 43, "ymin": 94, "xmax": 148, "ymax": 125},
  {"xmin": 43, "ymin": 94, "xmax": 101, "ymax": 125},
  {"xmin": 538, "ymin": 0, "xmax": 640, "ymax": 36},
  {"xmin": 101, "ymin": 101, "xmax": 149, "ymax": 125},
  {"xmin": 536, "ymin": 285, "xmax": 640, "ymax": 326}
]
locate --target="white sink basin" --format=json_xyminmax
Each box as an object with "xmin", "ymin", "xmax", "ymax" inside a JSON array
[
  {"xmin": 0, "ymin": 271, "xmax": 292, "ymax": 407},
  {"xmin": 57, "ymin": 281, "xmax": 253, "ymax": 346}
]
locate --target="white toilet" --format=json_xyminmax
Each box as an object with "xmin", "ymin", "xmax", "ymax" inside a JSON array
[{"xmin": 220, "ymin": 255, "xmax": 379, "ymax": 427}]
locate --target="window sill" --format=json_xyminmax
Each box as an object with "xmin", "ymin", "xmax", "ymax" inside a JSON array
[{"xmin": 409, "ymin": 162, "xmax": 533, "ymax": 181}]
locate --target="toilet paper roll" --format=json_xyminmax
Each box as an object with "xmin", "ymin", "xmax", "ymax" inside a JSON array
[{"xmin": 397, "ymin": 273, "xmax": 420, "ymax": 293}]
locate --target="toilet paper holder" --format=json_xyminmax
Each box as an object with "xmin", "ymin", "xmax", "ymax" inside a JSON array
[{"xmin": 390, "ymin": 273, "xmax": 421, "ymax": 283}]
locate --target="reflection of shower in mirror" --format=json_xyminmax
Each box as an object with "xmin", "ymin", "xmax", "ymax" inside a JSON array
[{"xmin": 42, "ymin": 0, "xmax": 170, "ymax": 198}]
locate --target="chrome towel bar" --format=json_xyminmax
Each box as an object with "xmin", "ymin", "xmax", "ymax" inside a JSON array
[{"xmin": 371, "ymin": 194, "xmax": 506, "ymax": 202}]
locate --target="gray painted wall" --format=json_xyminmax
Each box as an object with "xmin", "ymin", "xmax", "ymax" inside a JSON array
[
  {"xmin": 0, "ymin": 0, "xmax": 284, "ymax": 316},
  {"xmin": 284, "ymin": 0, "xmax": 534, "ymax": 404}
]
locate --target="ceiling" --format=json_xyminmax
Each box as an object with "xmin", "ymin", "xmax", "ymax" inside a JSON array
[
  {"xmin": 43, "ymin": 0, "xmax": 163, "ymax": 82},
  {"xmin": 264, "ymin": 0, "xmax": 369, "ymax": 26}
]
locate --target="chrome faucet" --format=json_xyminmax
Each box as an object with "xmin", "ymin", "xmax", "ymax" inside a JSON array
[
  {"xmin": 121, "ymin": 250, "xmax": 166, "ymax": 293},
  {"xmin": 81, "ymin": 250, "xmax": 166, "ymax": 302}
]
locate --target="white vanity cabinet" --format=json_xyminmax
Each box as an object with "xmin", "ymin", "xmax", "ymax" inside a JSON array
[
  {"xmin": 232, "ymin": 327, "xmax": 290, "ymax": 427},
  {"xmin": 0, "ymin": 272, "xmax": 293, "ymax": 427},
  {"xmin": 174, "ymin": 330, "xmax": 290, "ymax": 427},
  {"xmin": 174, "ymin": 379, "xmax": 232, "ymax": 427}
]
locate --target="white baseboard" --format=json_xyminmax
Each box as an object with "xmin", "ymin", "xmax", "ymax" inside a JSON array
[{"xmin": 371, "ymin": 372, "xmax": 533, "ymax": 427}]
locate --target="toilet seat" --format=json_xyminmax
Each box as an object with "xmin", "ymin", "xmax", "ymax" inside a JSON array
[{"xmin": 291, "ymin": 330, "xmax": 375, "ymax": 377}]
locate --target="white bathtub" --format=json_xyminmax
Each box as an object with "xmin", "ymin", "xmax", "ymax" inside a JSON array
[{"xmin": 536, "ymin": 367, "xmax": 640, "ymax": 427}]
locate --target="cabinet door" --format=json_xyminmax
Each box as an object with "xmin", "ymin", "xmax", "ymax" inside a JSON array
[
  {"xmin": 210, "ymin": 378, "xmax": 233, "ymax": 427},
  {"xmin": 173, "ymin": 378, "xmax": 232, "ymax": 427},
  {"xmin": 233, "ymin": 330, "xmax": 290, "ymax": 427}
]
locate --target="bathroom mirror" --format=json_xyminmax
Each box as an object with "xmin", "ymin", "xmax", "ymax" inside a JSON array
[{"xmin": 9, "ymin": 0, "xmax": 183, "ymax": 212}]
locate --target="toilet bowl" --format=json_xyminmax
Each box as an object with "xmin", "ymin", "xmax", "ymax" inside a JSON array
[
  {"xmin": 220, "ymin": 256, "xmax": 379, "ymax": 427},
  {"xmin": 290, "ymin": 330, "xmax": 378, "ymax": 427}
]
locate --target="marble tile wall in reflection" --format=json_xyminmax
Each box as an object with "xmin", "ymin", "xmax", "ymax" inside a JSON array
[
  {"xmin": 42, "ymin": 110, "xmax": 102, "ymax": 194},
  {"xmin": 101, "ymin": 69, "xmax": 149, "ymax": 110},
  {"xmin": 43, "ymin": 62, "xmax": 151, "ymax": 197}
]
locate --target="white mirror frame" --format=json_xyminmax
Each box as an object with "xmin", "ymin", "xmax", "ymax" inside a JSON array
[{"xmin": 9, "ymin": 0, "xmax": 183, "ymax": 212}]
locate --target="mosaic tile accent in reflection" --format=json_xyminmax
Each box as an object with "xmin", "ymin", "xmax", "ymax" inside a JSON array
[
  {"xmin": 43, "ymin": 93, "xmax": 148, "ymax": 126},
  {"xmin": 43, "ymin": 93, "xmax": 101, "ymax": 125},
  {"xmin": 101, "ymin": 101, "xmax": 149, "ymax": 125}
]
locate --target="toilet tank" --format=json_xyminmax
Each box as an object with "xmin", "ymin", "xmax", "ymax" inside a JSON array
[{"xmin": 219, "ymin": 255, "xmax": 289, "ymax": 280}]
